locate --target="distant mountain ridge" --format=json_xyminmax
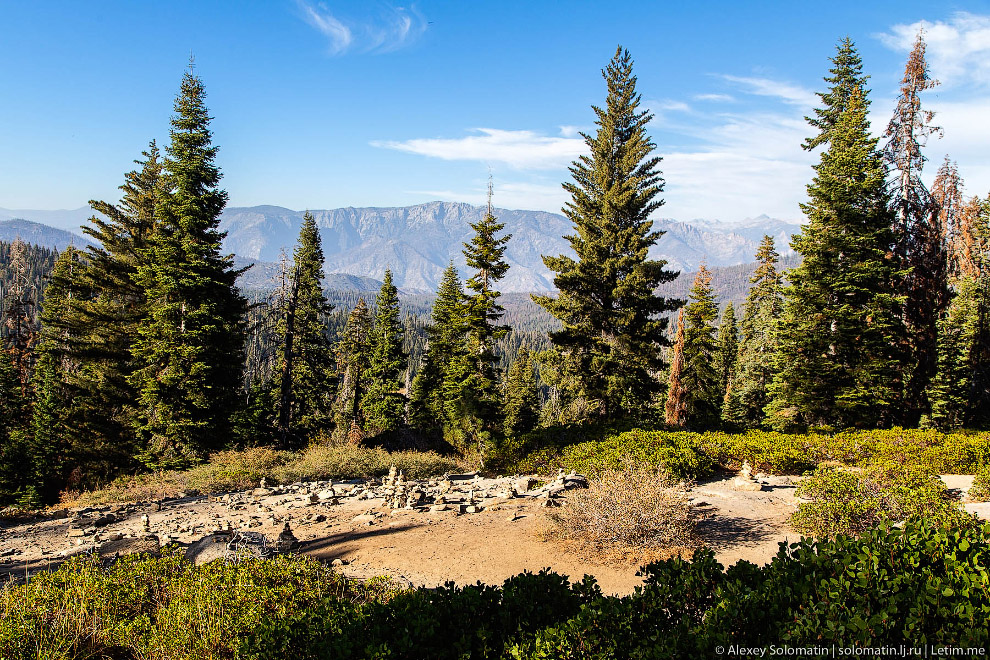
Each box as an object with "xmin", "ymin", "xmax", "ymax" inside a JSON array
[
  {"xmin": 218, "ymin": 202, "xmax": 801, "ymax": 292},
  {"xmin": 2, "ymin": 202, "xmax": 802, "ymax": 293},
  {"xmin": 0, "ymin": 219, "xmax": 95, "ymax": 251}
]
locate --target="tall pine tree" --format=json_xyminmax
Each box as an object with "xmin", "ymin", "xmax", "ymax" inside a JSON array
[
  {"xmin": 884, "ymin": 32, "xmax": 945, "ymax": 423},
  {"xmin": 724, "ymin": 236, "xmax": 783, "ymax": 428},
  {"xmin": 767, "ymin": 87, "xmax": 905, "ymax": 431},
  {"xmin": 131, "ymin": 68, "xmax": 248, "ymax": 468},
  {"xmin": 502, "ymin": 346, "xmax": 539, "ymax": 439},
  {"xmin": 361, "ymin": 270, "xmax": 407, "ymax": 435},
  {"xmin": 715, "ymin": 303, "xmax": 738, "ymax": 403},
  {"xmin": 61, "ymin": 143, "xmax": 163, "ymax": 462},
  {"xmin": 333, "ymin": 299, "xmax": 373, "ymax": 442},
  {"xmin": 676, "ymin": 265, "xmax": 721, "ymax": 430},
  {"xmin": 534, "ymin": 46, "xmax": 680, "ymax": 423},
  {"xmin": 453, "ymin": 188, "xmax": 511, "ymax": 456},
  {"xmin": 274, "ymin": 211, "xmax": 335, "ymax": 446},
  {"xmin": 408, "ymin": 263, "xmax": 466, "ymax": 433},
  {"xmin": 929, "ymin": 197, "xmax": 990, "ymax": 429},
  {"xmin": 664, "ymin": 309, "xmax": 687, "ymax": 428}
]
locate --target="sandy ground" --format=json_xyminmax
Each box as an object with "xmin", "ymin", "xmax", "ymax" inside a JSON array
[{"xmin": 0, "ymin": 472, "xmax": 983, "ymax": 596}]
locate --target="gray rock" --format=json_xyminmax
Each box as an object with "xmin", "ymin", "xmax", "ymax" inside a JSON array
[
  {"xmin": 185, "ymin": 533, "xmax": 233, "ymax": 566},
  {"xmin": 98, "ymin": 535, "xmax": 160, "ymax": 558}
]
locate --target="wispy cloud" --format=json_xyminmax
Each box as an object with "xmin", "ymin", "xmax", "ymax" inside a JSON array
[
  {"xmin": 373, "ymin": 128, "xmax": 585, "ymax": 170},
  {"xmin": 718, "ymin": 75, "xmax": 817, "ymax": 108},
  {"xmin": 297, "ymin": 1, "xmax": 427, "ymax": 55},
  {"xmin": 693, "ymin": 93, "xmax": 735, "ymax": 103},
  {"xmin": 410, "ymin": 180, "xmax": 568, "ymax": 211},
  {"xmin": 876, "ymin": 12, "xmax": 990, "ymax": 87}
]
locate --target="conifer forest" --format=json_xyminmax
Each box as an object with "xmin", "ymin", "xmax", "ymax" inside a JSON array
[
  {"xmin": 7, "ymin": 12, "xmax": 990, "ymax": 655},
  {"xmin": 0, "ymin": 38, "xmax": 988, "ymax": 508}
]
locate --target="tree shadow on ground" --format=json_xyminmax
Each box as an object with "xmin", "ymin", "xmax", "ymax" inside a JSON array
[{"xmin": 696, "ymin": 515, "xmax": 779, "ymax": 551}]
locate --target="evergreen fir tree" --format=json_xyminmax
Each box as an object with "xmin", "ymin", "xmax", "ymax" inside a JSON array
[
  {"xmin": 333, "ymin": 299, "xmax": 373, "ymax": 440},
  {"xmin": 409, "ymin": 263, "xmax": 466, "ymax": 432},
  {"xmin": 883, "ymin": 32, "xmax": 945, "ymax": 423},
  {"xmin": 2, "ymin": 238, "xmax": 37, "ymax": 394},
  {"xmin": 455, "ymin": 186, "xmax": 511, "ymax": 455},
  {"xmin": 725, "ymin": 236, "xmax": 784, "ymax": 428},
  {"xmin": 930, "ymin": 198, "xmax": 990, "ymax": 429},
  {"xmin": 767, "ymin": 88, "xmax": 906, "ymax": 431},
  {"xmin": 803, "ymin": 37, "xmax": 870, "ymax": 151},
  {"xmin": 715, "ymin": 303, "xmax": 738, "ymax": 401},
  {"xmin": 664, "ymin": 309, "xmax": 687, "ymax": 428},
  {"xmin": 678, "ymin": 265, "xmax": 721, "ymax": 430},
  {"xmin": 933, "ymin": 158, "xmax": 965, "ymax": 278},
  {"xmin": 61, "ymin": 144, "xmax": 162, "ymax": 463},
  {"xmin": 502, "ymin": 347, "xmax": 539, "ymax": 438},
  {"xmin": 274, "ymin": 211, "xmax": 335, "ymax": 445},
  {"xmin": 361, "ymin": 270, "xmax": 407, "ymax": 434},
  {"xmin": 27, "ymin": 248, "xmax": 89, "ymax": 500},
  {"xmin": 0, "ymin": 351, "xmax": 29, "ymax": 503},
  {"xmin": 534, "ymin": 47, "xmax": 680, "ymax": 423},
  {"xmin": 130, "ymin": 69, "xmax": 248, "ymax": 468}
]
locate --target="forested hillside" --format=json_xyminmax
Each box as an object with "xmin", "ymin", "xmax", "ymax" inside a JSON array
[{"xmin": 1, "ymin": 39, "xmax": 988, "ymax": 510}]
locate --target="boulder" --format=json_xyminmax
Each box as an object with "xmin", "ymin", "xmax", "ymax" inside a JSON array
[{"xmin": 98, "ymin": 535, "xmax": 161, "ymax": 558}]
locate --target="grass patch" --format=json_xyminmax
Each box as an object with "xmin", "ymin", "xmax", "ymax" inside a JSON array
[{"xmin": 63, "ymin": 443, "xmax": 463, "ymax": 508}]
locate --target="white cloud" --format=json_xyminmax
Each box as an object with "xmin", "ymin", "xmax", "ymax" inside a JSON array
[
  {"xmin": 299, "ymin": 2, "xmax": 351, "ymax": 54},
  {"xmin": 719, "ymin": 75, "xmax": 817, "ymax": 108},
  {"xmin": 410, "ymin": 181, "xmax": 568, "ymax": 211},
  {"xmin": 297, "ymin": 1, "xmax": 427, "ymax": 55},
  {"xmin": 373, "ymin": 128, "xmax": 586, "ymax": 170},
  {"xmin": 652, "ymin": 99, "xmax": 692, "ymax": 112},
  {"xmin": 876, "ymin": 12, "xmax": 990, "ymax": 87},
  {"xmin": 693, "ymin": 93, "xmax": 736, "ymax": 103},
  {"xmin": 558, "ymin": 125, "xmax": 587, "ymax": 138}
]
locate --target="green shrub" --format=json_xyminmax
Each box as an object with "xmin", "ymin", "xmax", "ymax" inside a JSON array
[
  {"xmin": 968, "ymin": 464, "xmax": 990, "ymax": 502},
  {"xmin": 792, "ymin": 462, "xmax": 967, "ymax": 537},
  {"xmin": 4, "ymin": 520, "xmax": 989, "ymax": 657}
]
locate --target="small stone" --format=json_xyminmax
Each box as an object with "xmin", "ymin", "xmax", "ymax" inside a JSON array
[
  {"xmin": 429, "ymin": 504, "xmax": 448, "ymax": 512},
  {"xmin": 331, "ymin": 558, "xmax": 348, "ymax": 567},
  {"xmin": 251, "ymin": 488, "xmax": 273, "ymax": 497},
  {"xmin": 514, "ymin": 477, "xmax": 535, "ymax": 493}
]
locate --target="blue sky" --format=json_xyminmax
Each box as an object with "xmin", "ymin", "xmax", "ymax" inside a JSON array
[{"xmin": 2, "ymin": 1, "xmax": 990, "ymax": 223}]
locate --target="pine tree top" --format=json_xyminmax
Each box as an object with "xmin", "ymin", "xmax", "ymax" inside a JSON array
[{"xmin": 804, "ymin": 37, "xmax": 870, "ymax": 151}]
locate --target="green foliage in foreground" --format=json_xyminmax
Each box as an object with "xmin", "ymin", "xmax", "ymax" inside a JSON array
[
  {"xmin": 3, "ymin": 520, "xmax": 989, "ymax": 658},
  {"xmin": 792, "ymin": 463, "xmax": 970, "ymax": 537}
]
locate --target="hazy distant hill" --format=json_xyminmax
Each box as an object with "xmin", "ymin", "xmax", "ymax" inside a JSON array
[
  {"xmin": 3, "ymin": 202, "xmax": 802, "ymax": 293},
  {"xmin": 0, "ymin": 207, "xmax": 95, "ymax": 237},
  {"xmin": 0, "ymin": 219, "xmax": 94, "ymax": 251},
  {"xmin": 218, "ymin": 202, "xmax": 801, "ymax": 293}
]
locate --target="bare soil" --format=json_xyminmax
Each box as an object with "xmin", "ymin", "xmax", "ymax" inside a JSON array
[{"xmin": 0, "ymin": 472, "xmax": 983, "ymax": 596}]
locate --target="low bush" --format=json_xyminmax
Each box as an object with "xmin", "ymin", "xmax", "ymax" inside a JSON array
[
  {"xmin": 544, "ymin": 461, "xmax": 698, "ymax": 552},
  {"xmin": 506, "ymin": 427, "xmax": 990, "ymax": 480},
  {"xmin": 791, "ymin": 462, "xmax": 968, "ymax": 537},
  {"xmin": 968, "ymin": 464, "xmax": 990, "ymax": 502},
  {"xmin": 4, "ymin": 519, "xmax": 988, "ymax": 657}
]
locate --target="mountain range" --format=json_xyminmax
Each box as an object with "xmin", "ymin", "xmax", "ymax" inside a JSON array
[{"xmin": 1, "ymin": 202, "xmax": 802, "ymax": 293}]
